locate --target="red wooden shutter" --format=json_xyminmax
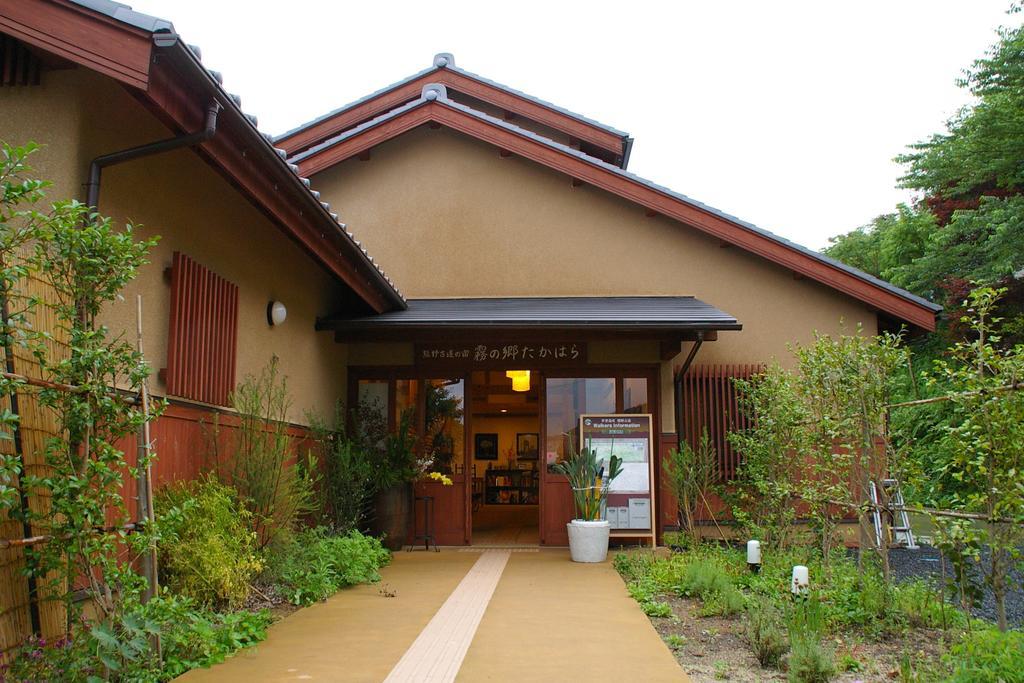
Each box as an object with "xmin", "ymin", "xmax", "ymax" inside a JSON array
[
  {"xmin": 164, "ymin": 252, "xmax": 239, "ymax": 406},
  {"xmin": 681, "ymin": 364, "xmax": 765, "ymax": 480}
]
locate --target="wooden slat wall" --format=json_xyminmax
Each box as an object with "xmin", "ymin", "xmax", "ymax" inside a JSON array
[
  {"xmin": 0, "ymin": 36, "xmax": 42, "ymax": 87},
  {"xmin": 165, "ymin": 252, "xmax": 239, "ymax": 407},
  {"xmin": 680, "ymin": 364, "xmax": 765, "ymax": 480}
]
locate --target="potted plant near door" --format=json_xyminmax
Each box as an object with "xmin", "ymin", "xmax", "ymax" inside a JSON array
[
  {"xmin": 347, "ymin": 402, "xmax": 420, "ymax": 550},
  {"xmin": 553, "ymin": 442, "xmax": 622, "ymax": 562}
]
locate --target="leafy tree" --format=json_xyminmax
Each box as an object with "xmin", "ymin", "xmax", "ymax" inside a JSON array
[
  {"xmin": 898, "ymin": 7, "xmax": 1024, "ymax": 196},
  {"xmin": 793, "ymin": 330, "xmax": 908, "ymax": 575},
  {"xmin": 824, "ymin": 204, "xmax": 933, "ymax": 288},
  {"xmin": 0, "ymin": 139, "xmax": 162, "ymax": 647},
  {"xmin": 825, "ymin": 7, "xmax": 1024, "ymax": 328},
  {"xmin": 727, "ymin": 365, "xmax": 809, "ymax": 551},
  {"xmin": 931, "ymin": 287, "xmax": 1024, "ymax": 631}
]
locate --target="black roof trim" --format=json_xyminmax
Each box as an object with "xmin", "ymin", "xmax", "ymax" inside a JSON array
[{"xmin": 318, "ymin": 296, "xmax": 742, "ymax": 332}]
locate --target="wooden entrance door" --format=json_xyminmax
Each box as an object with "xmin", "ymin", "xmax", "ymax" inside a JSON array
[{"xmin": 412, "ymin": 376, "xmax": 469, "ymax": 546}]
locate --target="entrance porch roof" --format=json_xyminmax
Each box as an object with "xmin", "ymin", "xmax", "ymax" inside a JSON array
[{"xmin": 317, "ymin": 296, "xmax": 740, "ymax": 343}]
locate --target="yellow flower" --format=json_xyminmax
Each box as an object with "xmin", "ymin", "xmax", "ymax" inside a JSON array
[{"xmin": 429, "ymin": 471, "xmax": 453, "ymax": 486}]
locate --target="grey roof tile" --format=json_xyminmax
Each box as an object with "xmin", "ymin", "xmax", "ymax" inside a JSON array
[
  {"xmin": 68, "ymin": 0, "xmax": 174, "ymax": 33},
  {"xmin": 274, "ymin": 55, "xmax": 630, "ymax": 146}
]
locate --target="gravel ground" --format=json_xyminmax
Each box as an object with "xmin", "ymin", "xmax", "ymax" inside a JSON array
[{"xmin": 886, "ymin": 545, "xmax": 1024, "ymax": 627}]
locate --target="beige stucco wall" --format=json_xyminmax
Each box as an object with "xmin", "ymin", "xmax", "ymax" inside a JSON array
[
  {"xmin": 310, "ymin": 126, "xmax": 877, "ymax": 431},
  {"xmin": 0, "ymin": 69, "xmax": 87, "ymax": 205},
  {"xmin": 0, "ymin": 68, "xmax": 351, "ymax": 424}
]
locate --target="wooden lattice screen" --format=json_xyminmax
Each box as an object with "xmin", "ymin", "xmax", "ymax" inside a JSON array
[
  {"xmin": 680, "ymin": 364, "xmax": 765, "ymax": 480},
  {"xmin": 0, "ymin": 36, "xmax": 43, "ymax": 88},
  {"xmin": 0, "ymin": 273, "xmax": 70, "ymax": 659},
  {"xmin": 164, "ymin": 251, "xmax": 239, "ymax": 406}
]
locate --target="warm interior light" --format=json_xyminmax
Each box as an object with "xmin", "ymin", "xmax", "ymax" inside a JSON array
[{"xmin": 505, "ymin": 370, "xmax": 530, "ymax": 392}]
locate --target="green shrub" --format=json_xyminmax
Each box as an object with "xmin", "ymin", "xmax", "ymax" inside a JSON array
[
  {"xmin": 818, "ymin": 556, "xmax": 905, "ymax": 636},
  {"xmin": 155, "ymin": 477, "xmax": 262, "ymax": 609},
  {"xmin": 787, "ymin": 597, "xmax": 836, "ymax": 683},
  {"xmin": 675, "ymin": 558, "xmax": 745, "ymax": 616},
  {"xmin": 309, "ymin": 405, "xmax": 377, "ymax": 533},
  {"xmin": 944, "ymin": 628, "xmax": 1024, "ymax": 683},
  {"xmin": 642, "ymin": 600, "xmax": 673, "ymax": 618},
  {"xmin": 838, "ymin": 652, "xmax": 862, "ymax": 672},
  {"xmin": 663, "ymin": 428, "xmax": 719, "ymax": 542},
  {"xmin": 664, "ymin": 634, "xmax": 687, "ymax": 650},
  {"xmin": 267, "ymin": 527, "xmax": 391, "ymax": 605},
  {"xmin": 894, "ymin": 579, "xmax": 965, "ymax": 630},
  {"xmin": 208, "ymin": 358, "xmax": 320, "ymax": 549},
  {"xmin": 747, "ymin": 602, "xmax": 789, "ymax": 668},
  {"xmin": 700, "ymin": 587, "xmax": 746, "ymax": 617},
  {"xmin": 4, "ymin": 593, "xmax": 271, "ymax": 682}
]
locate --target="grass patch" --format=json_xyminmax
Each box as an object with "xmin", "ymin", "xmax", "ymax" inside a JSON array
[{"xmin": 616, "ymin": 544, "xmax": 982, "ymax": 682}]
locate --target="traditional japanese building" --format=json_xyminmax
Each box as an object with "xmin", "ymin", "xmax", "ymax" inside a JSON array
[
  {"xmin": 0, "ymin": 0, "xmax": 940, "ymax": 557},
  {"xmin": 279, "ymin": 54, "xmax": 940, "ymax": 546}
]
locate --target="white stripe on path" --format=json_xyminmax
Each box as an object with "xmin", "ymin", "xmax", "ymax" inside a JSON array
[{"xmin": 383, "ymin": 549, "xmax": 511, "ymax": 683}]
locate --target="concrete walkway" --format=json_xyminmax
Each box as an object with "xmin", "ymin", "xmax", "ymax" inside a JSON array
[{"xmin": 179, "ymin": 548, "xmax": 685, "ymax": 682}]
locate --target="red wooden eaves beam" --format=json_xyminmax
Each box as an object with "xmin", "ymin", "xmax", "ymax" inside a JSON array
[
  {"xmin": 142, "ymin": 55, "xmax": 396, "ymax": 314},
  {"xmin": 299, "ymin": 106, "xmax": 436, "ymax": 177},
  {"xmin": 0, "ymin": 0, "xmax": 152, "ymax": 89},
  {"xmin": 297, "ymin": 102, "xmax": 937, "ymax": 331},
  {"xmin": 277, "ymin": 69, "xmax": 623, "ymax": 159}
]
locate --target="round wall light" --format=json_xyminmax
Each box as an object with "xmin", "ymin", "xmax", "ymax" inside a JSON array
[{"xmin": 267, "ymin": 300, "xmax": 287, "ymax": 326}]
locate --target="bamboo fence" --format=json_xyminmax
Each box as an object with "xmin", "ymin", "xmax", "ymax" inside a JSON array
[{"xmin": 0, "ymin": 272, "xmax": 69, "ymax": 659}]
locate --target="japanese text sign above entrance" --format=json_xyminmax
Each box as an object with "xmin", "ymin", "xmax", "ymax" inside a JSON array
[
  {"xmin": 579, "ymin": 414, "xmax": 655, "ymax": 539},
  {"xmin": 415, "ymin": 342, "xmax": 587, "ymax": 367}
]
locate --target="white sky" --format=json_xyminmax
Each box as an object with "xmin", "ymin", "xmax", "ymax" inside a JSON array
[{"xmin": 130, "ymin": 0, "xmax": 1013, "ymax": 250}]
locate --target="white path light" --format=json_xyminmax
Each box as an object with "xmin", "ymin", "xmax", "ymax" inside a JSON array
[
  {"xmin": 747, "ymin": 540, "xmax": 761, "ymax": 573},
  {"xmin": 791, "ymin": 565, "xmax": 809, "ymax": 595}
]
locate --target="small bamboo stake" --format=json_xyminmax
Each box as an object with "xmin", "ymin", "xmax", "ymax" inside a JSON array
[
  {"xmin": 0, "ymin": 523, "xmax": 143, "ymax": 550},
  {"xmin": 135, "ymin": 295, "xmax": 158, "ymax": 602},
  {"xmin": 814, "ymin": 495, "xmax": 1024, "ymax": 526},
  {"xmin": 886, "ymin": 381, "xmax": 1023, "ymax": 409},
  {"xmin": 136, "ymin": 295, "xmax": 161, "ymax": 661},
  {"xmin": 698, "ymin": 489, "xmax": 729, "ymax": 542}
]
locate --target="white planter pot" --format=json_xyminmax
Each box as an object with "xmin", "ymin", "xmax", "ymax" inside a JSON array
[{"xmin": 566, "ymin": 519, "xmax": 611, "ymax": 563}]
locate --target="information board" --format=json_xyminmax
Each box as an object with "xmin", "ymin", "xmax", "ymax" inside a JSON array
[{"xmin": 579, "ymin": 414, "xmax": 656, "ymax": 544}]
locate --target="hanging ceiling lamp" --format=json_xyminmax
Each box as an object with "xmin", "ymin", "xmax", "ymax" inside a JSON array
[{"xmin": 505, "ymin": 370, "xmax": 530, "ymax": 392}]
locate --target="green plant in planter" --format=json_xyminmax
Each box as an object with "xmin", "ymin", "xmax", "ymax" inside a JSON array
[{"xmin": 552, "ymin": 440, "xmax": 622, "ymax": 521}]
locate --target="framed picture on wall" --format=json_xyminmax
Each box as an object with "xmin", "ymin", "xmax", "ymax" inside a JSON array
[
  {"xmin": 516, "ymin": 432, "xmax": 539, "ymax": 460},
  {"xmin": 474, "ymin": 433, "xmax": 499, "ymax": 460}
]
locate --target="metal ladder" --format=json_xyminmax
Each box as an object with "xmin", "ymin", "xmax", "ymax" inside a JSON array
[{"xmin": 869, "ymin": 479, "xmax": 918, "ymax": 549}]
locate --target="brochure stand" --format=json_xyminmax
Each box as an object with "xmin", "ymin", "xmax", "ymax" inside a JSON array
[{"xmin": 579, "ymin": 414, "xmax": 656, "ymax": 548}]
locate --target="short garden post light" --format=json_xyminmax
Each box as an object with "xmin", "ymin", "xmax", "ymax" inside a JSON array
[
  {"xmin": 791, "ymin": 565, "xmax": 809, "ymax": 596},
  {"xmin": 746, "ymin": 540, "xmax": 761, "ymax": 573}
]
